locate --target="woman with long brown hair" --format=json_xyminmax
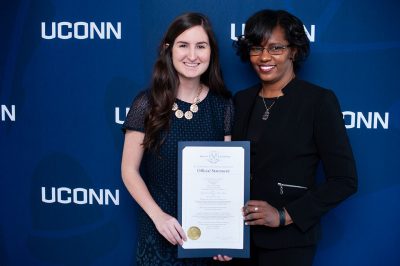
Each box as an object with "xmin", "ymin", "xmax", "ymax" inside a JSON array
[{"xmin": 121, "ymin": 13, "xmax": 233, "ymax": 265}]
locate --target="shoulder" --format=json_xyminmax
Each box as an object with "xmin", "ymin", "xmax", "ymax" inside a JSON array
[
  {"xmin": 132, "ymin": 89, "xmax": 151, "ymax": 105},
  {"xmin": 233, "ymin": 84, "xmax": 259, "ymax": 107},
  {"xmin": 208, "ymin": 91, "xmax": 233, "ymax": 106},
  {"xmin": 289, "ymin": 79, "xmax": 337, "ymax": 103},
  {"xmin": 234, "ymin": 84, "xmax": 260, "ymax": 99},
  {"xmin": 290, "ymin": 80, "xmax": 344, "ymax": 120},
  {"xmin": 292, "ymin": 79, "xmax": 333, "ymax": 95},
  {"xmin": 291, "ymin": 79, "xmax": 327, "ymax": 94},
  {"xmin": 122, "ymin": 90, "xmax": 151, "ymax": 132},
  {"xmin": 127, "ymin": 89, "xmax": 151, "ymax": 112}
]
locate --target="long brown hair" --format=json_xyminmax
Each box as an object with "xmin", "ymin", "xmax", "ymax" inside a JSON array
[{"xmin": 143, "ymin": 12, "xmax": 230, "ymax": 152}]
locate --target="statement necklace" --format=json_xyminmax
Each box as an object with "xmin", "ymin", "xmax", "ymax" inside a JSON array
[{"xmin": 172, "ymin": 85, "xmax": 203, "ymax": 120}]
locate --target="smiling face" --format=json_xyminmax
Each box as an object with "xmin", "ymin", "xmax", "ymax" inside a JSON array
[
  {"xmin": 249, "ymin": 26, "xmax": 296, "ymax": 88},
  {"xmin": 172, "ymin": 25, "xmax": 211, "ymax": 82}
]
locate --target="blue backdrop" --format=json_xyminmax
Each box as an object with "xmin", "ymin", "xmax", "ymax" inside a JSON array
[{"xmin": 1, "ymin": 0, "xmax": 399, "ymax": 265}]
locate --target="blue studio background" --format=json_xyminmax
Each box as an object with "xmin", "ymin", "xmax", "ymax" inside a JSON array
[{"xmin": 1, "ymin": 0, "xmax": 400, "ymax": 265}]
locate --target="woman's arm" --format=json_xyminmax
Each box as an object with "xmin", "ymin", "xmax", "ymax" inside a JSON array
[
  {"xmin": 121, "ymin": 130, "xmax": 186, "ymax": 245},
  {"xmin": 285, "ymin": 90, "xmax": 358, "ymax": 232}
]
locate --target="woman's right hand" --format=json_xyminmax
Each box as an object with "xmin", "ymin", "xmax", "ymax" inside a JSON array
[{"xmin": 152, "ymin": 211, "xmax": 187, "ymax": 245}]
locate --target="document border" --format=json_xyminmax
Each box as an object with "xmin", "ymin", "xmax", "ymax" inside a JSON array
[{"xmin": 177, "ymin": 141, "xmax": 250, "ymax": 258}]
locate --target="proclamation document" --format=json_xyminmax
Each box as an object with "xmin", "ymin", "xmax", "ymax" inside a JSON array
[{"xmin": 177, "ymin": 141, "xmax": 250, "ymax": 258}]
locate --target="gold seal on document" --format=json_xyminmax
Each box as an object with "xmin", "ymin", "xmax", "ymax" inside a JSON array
[{"xmin": 187, "ymin": 226, "xmax": 201, "ymax": 240}]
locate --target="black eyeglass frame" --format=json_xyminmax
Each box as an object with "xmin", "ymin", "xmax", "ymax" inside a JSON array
[{"xmin": 248, "ymin": 44, "xmax": 291, "ymax": 56}]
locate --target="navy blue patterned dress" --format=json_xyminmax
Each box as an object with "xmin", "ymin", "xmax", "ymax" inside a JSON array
[{"xmin": 123, "ymin": 90, "xmax": 233, "ymax": 266}]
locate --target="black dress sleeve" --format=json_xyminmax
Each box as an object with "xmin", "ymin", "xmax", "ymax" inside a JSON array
[
  {"xmin": 122, "ymin": 90, "xmax": 150, "ymax": 133},
  {"xmin": 286, "ymin": 90, "xmax": 358, "ymax": 232}
]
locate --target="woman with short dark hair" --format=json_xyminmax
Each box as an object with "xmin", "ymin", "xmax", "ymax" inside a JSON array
[{"xmin": 232, "ymin": 9, "xmax": 357, "ymax": 266}]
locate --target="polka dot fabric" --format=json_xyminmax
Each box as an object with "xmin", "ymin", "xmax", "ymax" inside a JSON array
[{"xmin": 123, "ymin": 90, "xmax": 233, "ymax": 266}]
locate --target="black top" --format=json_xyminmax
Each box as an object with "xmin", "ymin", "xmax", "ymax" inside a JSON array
[
  {"xmin": 247, "ymin": 96, "xmax": 281, "ymax": 173},
  {"xmin": 232, "ymin": 79, "xmax": 358, "ymax": 249}
]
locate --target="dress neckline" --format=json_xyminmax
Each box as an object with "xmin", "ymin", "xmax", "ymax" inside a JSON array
[{"xmin": 176, "ymin": 90, "xmax": 210, "ymax": 105}]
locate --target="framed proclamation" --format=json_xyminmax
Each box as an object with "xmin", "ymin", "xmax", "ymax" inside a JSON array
[{"xmin": 177, "ymin": 141, "xmax": 250, "ymax": 258}]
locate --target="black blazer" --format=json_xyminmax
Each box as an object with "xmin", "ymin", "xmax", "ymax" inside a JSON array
[{"xmin": 232, "ymin": 79, "xmax": 357, "ymax": 249}]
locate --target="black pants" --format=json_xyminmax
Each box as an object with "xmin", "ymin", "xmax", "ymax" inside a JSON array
[{"xmin": 227, "ymin": 245, "xmax": 316, "ymax": 266}]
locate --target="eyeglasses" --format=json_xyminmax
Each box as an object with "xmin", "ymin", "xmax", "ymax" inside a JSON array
[{"xmin": 249, "ymin": 44, "xmax": 291, "ymax": 56}]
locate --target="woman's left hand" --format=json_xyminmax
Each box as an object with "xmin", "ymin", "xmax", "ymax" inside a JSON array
[
  {"xmin": 243, "ymin": 200, "xmax": 280, "ymax": 227},
  {"xmin": 213, "ymin": 255, "xmax": 232, "ymax": 261}
]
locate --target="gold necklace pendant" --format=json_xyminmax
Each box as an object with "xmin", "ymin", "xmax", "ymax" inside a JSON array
[
  {"xmin": 175, "ymin": 109, "xmax": 184, "ymax": 118},
  {"xmin": 172, "ymin": 85, "xmax": 203, "ymax": 120},
  {"xmin": 190, "ymin": 103, "xmax": 198, "ymax": 113},
  {"xmin": 184, "ymin": 111, "xmax": 193, "ymax": 120}
]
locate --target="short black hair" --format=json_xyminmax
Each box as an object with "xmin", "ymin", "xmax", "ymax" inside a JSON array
[{"xmin": 234, "ymin": 9, "xmax": 310, "ymax": 71}]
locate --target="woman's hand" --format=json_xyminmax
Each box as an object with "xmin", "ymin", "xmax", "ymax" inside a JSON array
[
  {"xmin": 152, "ymin": 211, "xmax": 186, "ymax": 245},
  {"xmin": 243, "ymin": 200, "xmax": 280, "ymax": 227}
]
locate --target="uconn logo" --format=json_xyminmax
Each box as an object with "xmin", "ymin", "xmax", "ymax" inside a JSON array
[
  {"xmin": 41, "ymin": 187, "xmax": 120, "ymax": 205},
  {"xmin": 41, "ymin": 22, "xmax": 122, "ymax": 40}
]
